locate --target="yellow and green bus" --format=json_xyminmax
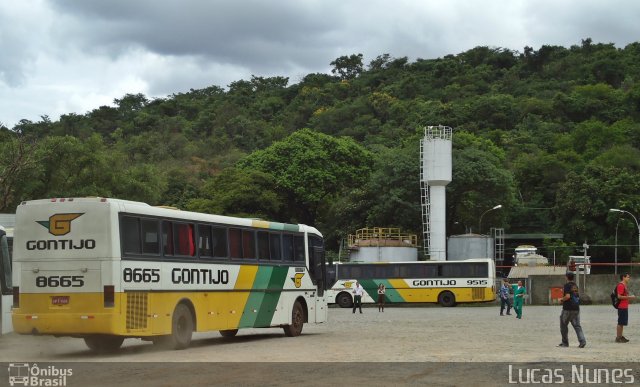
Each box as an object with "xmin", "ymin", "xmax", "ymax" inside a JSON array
[
  {"xmin": 326, "ymin": 259, "xmax": 495, "ymax": 307},
  {"xmin": 12, "ymin": 197, "xmax": 327, "ymax": 351}
]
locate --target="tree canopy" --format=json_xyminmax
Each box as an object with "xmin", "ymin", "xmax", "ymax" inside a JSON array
[{"xmin": 3, "ymin": 40, "xmax": 640, "ymax": 261}]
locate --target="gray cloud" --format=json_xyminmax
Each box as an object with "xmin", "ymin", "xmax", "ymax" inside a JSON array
[{"xmin": 2, "ymin": 0, "xmax": 640, "ymax": 128}]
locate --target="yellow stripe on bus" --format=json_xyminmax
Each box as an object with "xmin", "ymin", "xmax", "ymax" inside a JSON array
[
  {"xmin": 227, "ymin": 265, "xmax": 259, "ymax": 328},
  {"xmin": 251, "ymin": 220, "xmax": 270, "ymax": 229}
]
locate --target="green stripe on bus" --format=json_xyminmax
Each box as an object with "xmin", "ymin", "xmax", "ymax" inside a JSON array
[
  {"xmin": 380, "ymin": 279, "xmax": 404, "ymax": 303},
  {"xmin": 360, "ymin": 279, "xmax": 405, "ymax": 303},
  {"xmin": 282, "ymin": 223, "xmax": 299, "ymax": 232},
  {"xmin": 254, "ymin": 266, "xmax": 289, "ymax": 326},
  {"xmin": 238, "ymin": 266, "xmax": 273, "ymax": 328},
  {"xmin": 269, "ymin": 222, "xmax": 286, "ymax": 230},
  {"xmin": 266, "ymin": 222, "xmax": 299, "ymax": 232},
  {"xmin": 360, "ymin": 279, "xmax": 378, "ymax": 301}
]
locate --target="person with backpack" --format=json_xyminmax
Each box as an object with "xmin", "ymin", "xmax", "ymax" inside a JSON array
[
  {"xmin": 615, "ymin": 273, "xmax": 636, "ymax": 343},
  {"xmin": 557, "ymin": 272, "xmax": 586, "ymax": 348}
]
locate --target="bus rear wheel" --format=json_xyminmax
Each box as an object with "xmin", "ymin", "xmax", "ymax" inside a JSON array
[
  {"xmin": 155, "ymin": 303, "xmax": 194, "ymax": 350},
  {"xmin": 219, "ymin": 329, "xmax": 238, "ymax": 338},
  {"xmin": 283, "ymin": 301, "xmax": 304, "ymax": 337},
  {"xmin": 336, "ymin": 292, "xmax": 353, "ymax": 308},
  {"xmin": 438, "ymin": 291, "xmax": 456, "ymax": 307},
  {"xmin": 84, "ymin": 335, "xmax": 124, "ymax": 352}
]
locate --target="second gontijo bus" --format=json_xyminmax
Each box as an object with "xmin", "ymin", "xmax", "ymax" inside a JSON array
[
  {"xmin": 12, "ymin": 198, "xmax": 327, "ymax": 351},
  {"xmin": 326, "ymin": 259, "xmax": 495, "ymax": 308}
]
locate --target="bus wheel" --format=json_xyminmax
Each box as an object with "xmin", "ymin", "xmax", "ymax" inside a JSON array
[
  {"xmin": 161, "ymin": 303, "xmax": 194, "ymax": 350},
  {"xmin": 84, "ymin": 335, "xmax": 124, "ymax": 352},
  {"xmin": 219, "ymin": 329, "xmax": 238, "ymax": 338},
  {"xmin": 336, "ymin": 292, "xmax": 353, "ymax": 308},
  {"xmin": 438, "ymin": 291, "xmax": 456, "ymax": 307},
  {"xmin": 283, "ymin": 301, "xmax": 304, "ymax": 337}
]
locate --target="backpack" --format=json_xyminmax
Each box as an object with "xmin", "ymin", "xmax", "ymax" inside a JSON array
[{"xmin": 611, "ymin": 285, "xmax": 621, "ymax": 309}]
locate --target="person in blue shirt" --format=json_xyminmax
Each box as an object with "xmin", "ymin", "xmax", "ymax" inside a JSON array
[{"xmin": 499, "ymin": 278, "xmax": 512, "ymax": 316}]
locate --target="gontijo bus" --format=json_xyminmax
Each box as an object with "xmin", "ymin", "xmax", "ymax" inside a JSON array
[
  {"xmin": 12, "ymin": 198, "xmax": 328, "ymax": 351},
  {"xmin": 0, "ymin": 225, "xmax": 12, "ymax": 335},
  {"xmin": 326, "ymin": 259, "xmax": 495, "ymax": 307}
]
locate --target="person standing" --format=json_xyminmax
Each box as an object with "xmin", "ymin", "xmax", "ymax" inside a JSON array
[
  {"xmin": 511, "ymin": 280, "xmax": 526, "ymax": 319},
  {"xmin": 377, "ymin": 283, "xmax": 386, "ymax": 312},
  {"xmin": 557, "ymin": 272, "xmax": 586, "ymax": 348},
  {"xmin": 616, "ymin": 273, "xmax": 636, "ymax": 343},
  {"xmin": 499, "ymin": 278, "xmax": 512, "ymax": 316},
  {"xmin": 352, "ymin": 281, "xmax": 364, "ymax": 314}
]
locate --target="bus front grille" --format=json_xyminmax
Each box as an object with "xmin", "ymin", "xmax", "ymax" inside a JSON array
[
  {"xmin": 126, "ymin": 292, "xmax": 148, "ymax": 330},
  {"xmin": 472, "ymin": 288, "xmax": 484, "ymax": 300}
]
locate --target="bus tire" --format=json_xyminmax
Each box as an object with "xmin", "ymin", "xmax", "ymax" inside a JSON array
[
  {"xmin": 283, "ymin": 301, "xmax": 304, "ymax": 337},
  {"xmin": 438, "ymin": 291, "xmax": 456, "ymax": 307},
  {"xmin": 219, "ymin": 329, "xmax": 238, "ymax": 338},
  {"xmin": 84, "ymin": 335, "xmax": 124, "ymax": 352},
  {"xmin": 336, "ymin": 292, "xmax": 353, "ymax": 308},
  {"xmin": 162, "ymin": 303, "xmax": 194, "ymax": 350}
]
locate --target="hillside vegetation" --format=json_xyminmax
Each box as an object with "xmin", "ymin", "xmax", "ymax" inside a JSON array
[{"xmin": 2, "ymin": 38, "xmax": 640, "ymax": 262}]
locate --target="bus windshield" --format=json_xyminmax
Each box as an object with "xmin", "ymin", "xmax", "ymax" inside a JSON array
[{"xmin": 0, "ymin": 233, "xmax": 11, "ymax": 293}]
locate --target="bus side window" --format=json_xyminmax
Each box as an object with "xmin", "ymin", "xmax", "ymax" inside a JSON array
[
  {"xmin": 141, "ymin": 218, "xmax": 160, "ymax": 255},
  {"xmin": 282, "ymin": 234, "xmax": 294, "ymax": 262},
  {"xmin": 442, "ymin": 264, "xmax": 463, "ymax": 278},
  {"xmin": 257, "ymin": 231, "xmax": 270, "ymax": 261},
  {"xmin": 212, "ymin": 226, "xmax": 228, "ymax": 259},
  {"xmin": 163, "ymin": 221, "xmax": 174, "ymax": 256},
  {"xmin": 424, "ymin": 265, "xmax": 437, "ymax": 278},
  {"xmin": 229, "ymin": 228, "xmax": 242, "ymax": 259},
  {"xmin": 174, "ymin": 223, "xmax": 195, "ymax": 257},
  {"xmin": 198, "ymin": 224, "xmax": 213, "ymax": 258},
  {"xmin": 121, "ymin": 216, "xmax": 141, "ymax": 255},
  {"xmin": 269, "ymin": 233, "xmax": 282, "ymax": 261},
  {"xmin": 242, "ymin": 230, "xmax": 256, "ymax": 259},
  {"xmin": 293, "ymin": 235, "xmax": 305, "ymax": 262}
]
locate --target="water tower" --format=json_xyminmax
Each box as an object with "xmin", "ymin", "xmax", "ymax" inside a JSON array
[{"xmin": 420, "ymin": 125, "xmax": 452, "ymax": 260}]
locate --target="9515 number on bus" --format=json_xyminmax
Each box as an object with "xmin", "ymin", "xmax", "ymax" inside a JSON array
[{"xmin": 122, "ymin": 268, "xmax": 160, "ymax": 283}]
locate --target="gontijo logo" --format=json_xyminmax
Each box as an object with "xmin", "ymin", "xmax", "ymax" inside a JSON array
[{"xmin": 36, "ymin": 213, "xmax": 83, "ymax": 236}]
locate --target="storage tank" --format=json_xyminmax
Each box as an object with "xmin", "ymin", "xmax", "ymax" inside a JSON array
[
  {"xmin": 447, "ymin": 233, "xmax": 494, "ymax": 261},
  {"xmin": 421, "ymin": 125, "xmax": 452, "ymax": 261},
  {"xmin": 348, "ymin": 227, "xmax": 418, "ymax": 262}
]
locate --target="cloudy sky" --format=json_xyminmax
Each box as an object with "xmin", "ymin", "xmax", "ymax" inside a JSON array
[{"xmin": 1, "ymin": 0, "xmax": 639, "ymax": 128}]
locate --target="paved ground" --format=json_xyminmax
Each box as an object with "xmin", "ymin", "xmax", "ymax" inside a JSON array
[{"xmin": 1, "ymin": 304, "xmax": 639, "ymax": 386}]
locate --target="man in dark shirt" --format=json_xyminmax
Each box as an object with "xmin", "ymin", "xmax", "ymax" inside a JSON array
[{"xmin": 557, "ymin": 272, "xmax": 586, "ymax": 348}]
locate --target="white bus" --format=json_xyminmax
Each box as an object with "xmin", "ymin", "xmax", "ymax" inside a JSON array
[
  {"xmin": 12, "ymin": 197, "xmax": 327, "ymax": 351},
  {"xmin": 0, "ymin": 225, "xmax": 13, "ymax": 334},
  {"xmin": 326, "ymin": 259, "xmax": 495, "ymax": 307}
]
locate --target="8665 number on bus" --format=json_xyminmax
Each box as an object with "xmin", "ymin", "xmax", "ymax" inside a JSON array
[
  {"xmin": 123, "ymin": 267, "xmax": 160, "ymax": 283},
  {"xmin": 35, "ymin": 275, "xmax": 85, "ymax": 287}
]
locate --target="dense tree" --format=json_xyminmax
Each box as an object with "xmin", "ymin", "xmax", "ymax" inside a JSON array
[
  {"xmin": 239, "ymin": 128, "xmax": 374, "ymax": 224},
  {"xmin": 3, "ymin": 39, "xmax": 640, "ymax": 261}
]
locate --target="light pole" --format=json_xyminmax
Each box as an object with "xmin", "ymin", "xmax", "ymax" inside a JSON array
[
  {"xmin": 614, "ymin": 218, "xmax": 629, "ymax": 276},
  {"xmin": 479, "ymin": 204, "xmax": 502, "ymax": 235},
  {"xmin": 610, "ymin": 208, "xmax": 640, "ymax": 273}
]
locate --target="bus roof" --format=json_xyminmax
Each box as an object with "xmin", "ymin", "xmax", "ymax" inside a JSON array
[
  {"xmin": 335, "ymin": 258, "xmax": 493, "ymax": 264},
  {"xmin": 18, "ymin": 197, "xmax": 322, "ymax": 237}
]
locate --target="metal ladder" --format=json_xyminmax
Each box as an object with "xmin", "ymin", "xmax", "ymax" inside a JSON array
[
  {"xmin": 419, "ymin": 139, "xmax": 430, "ymax": 258},
  {"xmin": 492, "ymin": 227, "xmax": 505, "ymax": 263}
]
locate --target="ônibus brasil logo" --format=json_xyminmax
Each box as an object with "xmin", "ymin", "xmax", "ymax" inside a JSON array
[
  {"xmin": 8, "ymin": 363, "xmax": 73, "ymax": 386},
  {"xmin": 36, "ymin": 213, "xmax": 83, "ymax": 236}
]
